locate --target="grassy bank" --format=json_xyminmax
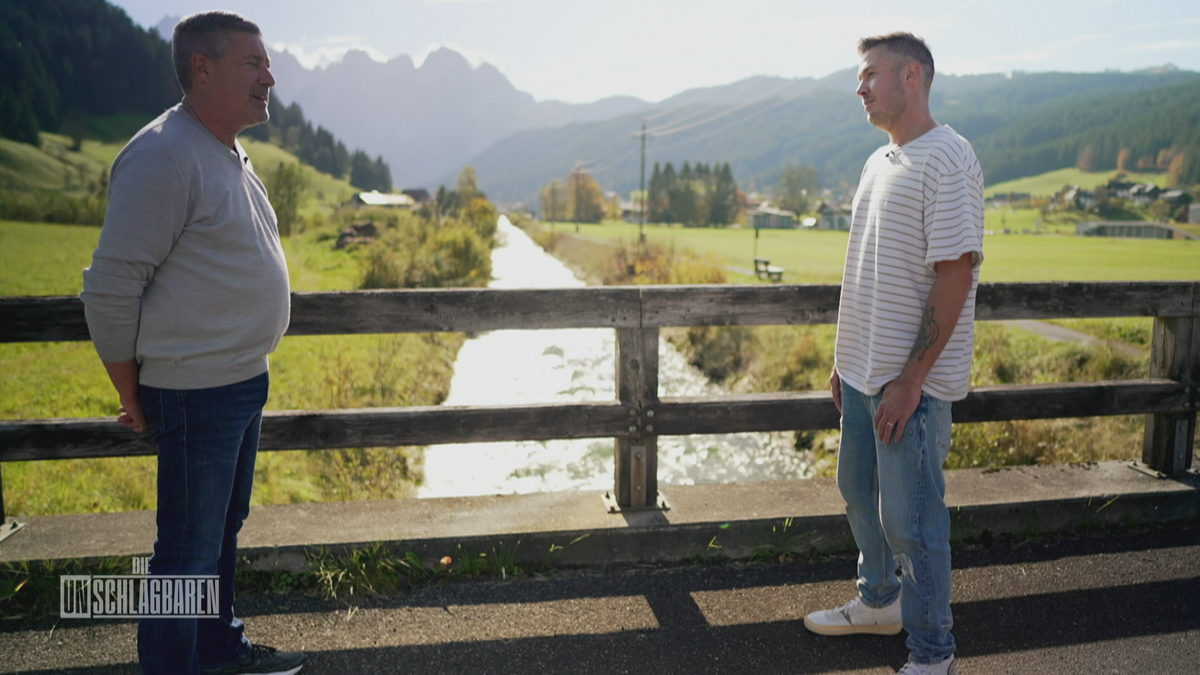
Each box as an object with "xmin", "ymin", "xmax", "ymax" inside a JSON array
[
  {"xmin": 0, "ymin": 210, "xmax": 487, "ymax": 515},
  {"xmin": 517, "ymin": 219, "xmax": 1172, "ymax": 475}
]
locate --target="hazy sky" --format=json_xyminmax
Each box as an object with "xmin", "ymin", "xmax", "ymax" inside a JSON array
[{"xmin": 109, "ymin": 0, "xmax": 1200, "ymax": 103}]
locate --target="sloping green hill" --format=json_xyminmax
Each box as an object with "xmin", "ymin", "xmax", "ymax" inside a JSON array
[{"xmin": 0, "ymin": 130, "xmax": 358, "ymax": 219}]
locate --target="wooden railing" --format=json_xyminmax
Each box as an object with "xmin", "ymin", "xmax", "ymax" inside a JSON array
[{"xmin": 1, "ymin": 282, "xmax": 1197, "ymax": 520}]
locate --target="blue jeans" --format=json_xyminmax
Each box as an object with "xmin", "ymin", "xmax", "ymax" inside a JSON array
[
  {"xmin": 137, "ymin": 373, "xmax": 268, "ymax": 675},
  {"xmin": 837, "ymin": 379, "xmax": 954, "ymax": 664}
]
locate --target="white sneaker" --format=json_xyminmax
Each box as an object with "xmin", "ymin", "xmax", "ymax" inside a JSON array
[
  {"xmin": 803, "ymin": 596, "xmax": 902, "ymax": 636},
  {"xmin": 896, "ymin": 655, "xmax": 957, "ymax": 675}
]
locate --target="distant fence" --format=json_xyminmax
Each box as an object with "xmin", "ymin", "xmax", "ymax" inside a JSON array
[{"xmin": 1, "ymin": 282, "xmax": 1196, "ymax": 520}]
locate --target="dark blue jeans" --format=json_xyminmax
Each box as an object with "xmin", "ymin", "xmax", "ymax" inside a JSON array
[{"xmin": 137, "ymin": 372, "xmax": 268, "ymax": 675}]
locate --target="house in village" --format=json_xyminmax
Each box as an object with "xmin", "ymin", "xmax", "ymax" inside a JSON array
[
  {"xmin": 350, "ymin": 190, "xmax": 416, "ymax": 209},
  {"xmin": 1059, "ymin": 186, "xmax": 1097, "ymax": 211},
  {"xmin": 748, "ymin": 203, "xmax": 796, "ymax": 229},
  {"xmin": 816, "ymin": 201, "xmax": 851, "ymax": 230},
  {"xmin": 1129, "ymin": 184, "xmax": 1162, "ymax": 206},
  {"xmin": 401, "ymin": 189, "xmax": 431, "ymax": 204}
]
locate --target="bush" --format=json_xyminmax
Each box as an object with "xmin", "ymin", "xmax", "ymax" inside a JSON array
[
  {"xmin": 0, "ymin": 189, "xmax": 106, "ymax": 226},
  {"xmin": 356, "ymin": 208, "xmax": 494, "ymax": 290}
]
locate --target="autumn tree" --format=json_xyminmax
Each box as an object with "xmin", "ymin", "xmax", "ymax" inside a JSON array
[
  {"xmin": 567, "ymin": 167, "xmax": 605, "ymax": 223},
  {"xmin": 1168, "ymin": 152, "xmax": 1188, "ymax": 188},
  {"xmin": 1116, "ymin": 148, "xmax": 1131, "ymax": 173},
  {"xmin": 540, "ymin": 180, "xmax": 567, "ymax": 222},
  {"xmin": 1076, "ymin": 145, "xmax": 1096, "ymax": 173}
]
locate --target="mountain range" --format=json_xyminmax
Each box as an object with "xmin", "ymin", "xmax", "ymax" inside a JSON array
[{"xmin": 148, "ymin": 16, "xmax": 1199, "ymax": 206}]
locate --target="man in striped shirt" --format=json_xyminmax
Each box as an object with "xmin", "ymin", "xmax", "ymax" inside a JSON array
[{"xmin": 803, "ymin": 33, "xmax": 984, "ymax": 675}]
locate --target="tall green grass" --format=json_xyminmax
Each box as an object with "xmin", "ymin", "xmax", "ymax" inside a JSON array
[
  {"xmin": 519, "ymin": 219, "xmax": 1181, "ymax": 475},
  {"xmin": 0, "ymin": 214, "xmax": 469, "ymax": 516}
]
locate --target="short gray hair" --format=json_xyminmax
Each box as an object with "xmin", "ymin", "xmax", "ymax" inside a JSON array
[
  {"xmin": 858, "ymin": 32, "xmax": 935, "ymax": 93},
  {"xmin": 172, "ymin": 11, "xmax": 261, "ymax": 94}
]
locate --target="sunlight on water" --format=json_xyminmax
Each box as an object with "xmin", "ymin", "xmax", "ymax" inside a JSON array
[{"xmin": 418, "ymin": 217, "xmax": 809, "ymax": 498}]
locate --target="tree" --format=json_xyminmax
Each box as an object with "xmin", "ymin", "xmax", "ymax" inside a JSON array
[
  {"xmin": 1116, "ymin": 148, "xmax": 1132, "ymax": 173},
  {"xmin": 669, "ymin": 162, "xmax": 698, "ymax": 226},
  {"xmin": 708, "ymin": 163, "xmax": 739, "ymax": 226},
  {"xmin": 567, "ymin": 167, "xmax": 605, "ymax": 223},
  {"xmin": 266, "ymin": 161, "xmax": 309, "ymax": 237},
  {"xmin": 461, "ymin": 197, "xmax": 498, "ymax": 243},
  {"xmin": 1167, "ymin": 152, "xmax": 1188, "ymax": 188},
  {"xmin": 540, "ymin": 180, "xmax": 567, "ymax": 222},
  {"xmin": 1076, "ymin": 145, "xmax": 1096, "ymax": 173},
  {"xmin": 0, "ymin": 89, "xmax": 40, "ymax": 146},
  {"xmin": 350, "ymin": 150, "xmax": 390, "ymax": 192},
  {"xmin": 457, "ymin": 166, "xmax": 484, "ymax": 203},
  {"xmin": 776, "ymin": 165, "xmax": 819, "ymax": 215}
]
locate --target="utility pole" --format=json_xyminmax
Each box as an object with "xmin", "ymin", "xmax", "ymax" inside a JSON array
[{"xmin": 638, "ymin": 121, "xmax": 647, "ymax": 245}]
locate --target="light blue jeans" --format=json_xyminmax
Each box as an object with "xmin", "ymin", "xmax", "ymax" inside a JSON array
[{"xmin": 837, "ymin": 379, "xmax": 955, "ymax": 664}]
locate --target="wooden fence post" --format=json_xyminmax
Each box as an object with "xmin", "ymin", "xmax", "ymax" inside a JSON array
[
  {"xmin": 1142, "ymin": 289, "xmax": 1199, "ymax": 474},
  {"xmin": 614, "ymin": 327, "xmax": 659, "ymax": 508}
]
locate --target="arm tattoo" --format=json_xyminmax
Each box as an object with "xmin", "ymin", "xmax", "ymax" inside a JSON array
[{"xmin": 911, "ymin": 306, "xmax": 940, "ymax": 362}]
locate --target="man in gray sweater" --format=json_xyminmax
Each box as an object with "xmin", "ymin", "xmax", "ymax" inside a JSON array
[{"xmin": 81, "ymin": 12, "xmax": 302, "ymax": 675}]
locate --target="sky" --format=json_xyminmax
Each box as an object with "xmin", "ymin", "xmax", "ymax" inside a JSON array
[{"xmin": 108, "ymin": 0, "xmax": 1200, "ymax": 104}]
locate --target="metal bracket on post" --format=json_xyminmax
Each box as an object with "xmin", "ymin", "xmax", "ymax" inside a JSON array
[
  {"xmin": 0, "ymin": 520, "xmax": 24, "ymax": 545},
  {"xmin": 0, "ymin": 463, "xmax": 24, "ymax": 544}
]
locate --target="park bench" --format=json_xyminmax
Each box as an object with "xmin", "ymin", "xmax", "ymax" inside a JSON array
[{"xmin": 754, "ymin": 257, "xmax": 785, "ymax": 282}]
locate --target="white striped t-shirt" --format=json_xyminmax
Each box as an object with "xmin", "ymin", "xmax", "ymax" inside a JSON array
[{"xmin": 835, "ymin": 125, "xmax": 984, "ymax": 402}]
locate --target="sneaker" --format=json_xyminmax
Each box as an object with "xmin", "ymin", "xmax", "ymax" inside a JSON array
[
  {"xmin": 803, "ymin": 596, "xmax": 902, "ymax": 636},
  {"xmin": 896, "ymin": 655, "xmax": 956, "ymax": 674},
  {"xmin": 201, "ymin": 644, "xmax": 305, "ymax": 675}
]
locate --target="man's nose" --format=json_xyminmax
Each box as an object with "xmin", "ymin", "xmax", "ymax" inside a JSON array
[{"xmin": 262, "ymin": 68, "xmax": 276, "ymax": 88}]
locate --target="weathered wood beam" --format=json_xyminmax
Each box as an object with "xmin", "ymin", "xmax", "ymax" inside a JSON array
[
  {"xmin": 974, "ymin": 282, "xmax": 1195, "ymax": 321},
  {"xmin": 0, "ymin": 402, "xmax": 632, "ymax": 462},
  {"xmin": 2, "ymin": 380, "xmax": 1186, "ymax": 462},
  {"xmin": 4, "ymin": 282, "xmax": 1195, "ymax": 343},
  {"xmin": 287, "ymin": 288, "xmax": 642, "ymax": 334}
]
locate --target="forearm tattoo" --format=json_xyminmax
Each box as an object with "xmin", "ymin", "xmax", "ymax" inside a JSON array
[{"xmin": 911, "ymin": 305, "xmax": 940, "ymax": 362}]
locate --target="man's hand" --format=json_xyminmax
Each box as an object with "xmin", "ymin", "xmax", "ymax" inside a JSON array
[
  {"xmin": 830, "ymin": 367, "xmax": 842, "ymax": 414},
  {"xmin": 117, "ymin": 396, "xmax": 149, "ymax": 432},
  {"xmin": 873, "ymin": 375, "xmax": 921, "ymax": 444},
  {"xmin": 102, "ymin": 359, "xmax": 150, "ymax": 433}
]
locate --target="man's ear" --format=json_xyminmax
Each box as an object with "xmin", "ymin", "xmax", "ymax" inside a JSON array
[
  {"xmin": 191, "ymin": 52, "xmax": 212, "ymax": 87},
  {"xmin": 904, "ymin": 61, "xmax": 921, "ymax": 90}
]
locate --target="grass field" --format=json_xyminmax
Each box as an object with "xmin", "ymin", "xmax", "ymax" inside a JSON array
[
  {"xmin": 554, "ymin": 221, "xmax": 1200, "ymax": 284},
  {"xmin": 985, "ymin": 167, "xmax": 1171, "ymax": 198},
  {"xmin": 0, "ymin": 219, "xmax": 460, "ymax": 515}
]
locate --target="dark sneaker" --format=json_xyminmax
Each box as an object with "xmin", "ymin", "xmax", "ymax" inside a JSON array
[{"xmin": 201, "ymin": 644, "xmax": 305, "ymax": 675}]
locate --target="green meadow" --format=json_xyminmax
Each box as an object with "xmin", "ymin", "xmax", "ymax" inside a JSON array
[
  {"xmin": 553, "ymin": 221, "xmax": 1200, "ymax": 284},
  {"xmin": 984, "ymin": 167, "xmax": 1172, "ymax": 198},
  {"xmin": 1, "ymin": 220, "xmax": 460, "ymax": 515}
]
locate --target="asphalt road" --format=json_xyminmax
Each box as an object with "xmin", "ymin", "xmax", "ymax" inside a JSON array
[{"xmin": 3, "ymin": 524, "xmax": 1198, "ymax": 674}]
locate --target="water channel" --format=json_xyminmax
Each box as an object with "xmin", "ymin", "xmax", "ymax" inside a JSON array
[{"xmin": 418, "ymin": 217, "xmax": 809, "ymax": 498}]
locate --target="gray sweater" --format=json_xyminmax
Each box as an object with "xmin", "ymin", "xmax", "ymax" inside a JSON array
[{"xmin": 82, "ymin": 105, "xmax": 291, "ymax": 390}]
